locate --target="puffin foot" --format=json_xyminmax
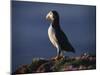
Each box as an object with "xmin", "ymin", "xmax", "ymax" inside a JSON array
[{"xmin": 51, "ymin": 56, "xmax": 64, "ymax": 61}]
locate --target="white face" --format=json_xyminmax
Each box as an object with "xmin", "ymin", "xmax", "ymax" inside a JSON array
[{"xmin": 46, "ymin": 11, "xmax": 54, "ymax": 21}]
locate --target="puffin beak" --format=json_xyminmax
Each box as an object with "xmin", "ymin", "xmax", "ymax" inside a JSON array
[
  {"xmin": 46, "ymin": 13, "xmax": 50, "ymax": 20},
  {"xmin": 46, "ymin": 11, "xmax": 54, "ymax": 21},
  {"xmin": 46, "ymin": 14, "xmax": 48, "ymax": 20}
]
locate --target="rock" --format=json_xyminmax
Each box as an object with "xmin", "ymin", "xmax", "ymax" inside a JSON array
[
  {"xmin": 36, "ymin": 61, "xmax": 54, "ymax": 72},
  {"xmin": 14, "ymin": 55, "xmax": 96, "ymax": 74},
  {"xmin": 13, "ymin": 64, "xmax": 29, "ymax": 74},
  {"xmin": 27, "ymin": 58, "xmax": 49, "ymax": 73}
]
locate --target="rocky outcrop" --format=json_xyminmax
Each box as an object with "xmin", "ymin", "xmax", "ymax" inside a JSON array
[{"xmin": 13, "ymin": 54, "xmax": 96, "ymax": 74}]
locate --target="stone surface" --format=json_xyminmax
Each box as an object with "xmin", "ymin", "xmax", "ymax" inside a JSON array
[{"xmin": 13, "ymin": 54, "xmax": 96, "ymax": 74}]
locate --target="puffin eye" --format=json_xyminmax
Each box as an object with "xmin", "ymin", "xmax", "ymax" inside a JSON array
[{"xmin": 49, "ymin": 12, "xmax": 52, "ymax": 16}]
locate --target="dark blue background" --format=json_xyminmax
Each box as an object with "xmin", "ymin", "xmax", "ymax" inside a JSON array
[{"xmin": 12, "ymin": 1, "xmax": 96, "ymax": 72}]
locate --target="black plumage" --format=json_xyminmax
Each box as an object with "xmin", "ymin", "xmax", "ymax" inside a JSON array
[{"xmin": 46, "ymin": 10, "xmax": 75, "ymax": 59}]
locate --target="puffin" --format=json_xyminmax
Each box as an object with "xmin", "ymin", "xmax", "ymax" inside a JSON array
[{"xmin": 46, "ymin": 10, "xmax": 75, "ymax": 60}]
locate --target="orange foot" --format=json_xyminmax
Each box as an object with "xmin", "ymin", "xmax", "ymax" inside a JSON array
[{"xmin": 51, "ymin": 56, "xmax": 64, "ymax": 61}]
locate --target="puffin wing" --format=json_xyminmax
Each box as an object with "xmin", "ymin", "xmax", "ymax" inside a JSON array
[{"xmin": 55, "ymin": 29, "xmax": 75, "ymax": 52}]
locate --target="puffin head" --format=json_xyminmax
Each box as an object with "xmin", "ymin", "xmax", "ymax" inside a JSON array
[{"xmin": 46, "ymin": 10, "xmax": 59, "ymax": 22}]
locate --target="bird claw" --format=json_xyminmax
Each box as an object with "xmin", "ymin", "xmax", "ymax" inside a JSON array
[{"xmin": 51, "ymin": 56, "xmax": 64, "ymax": 61}]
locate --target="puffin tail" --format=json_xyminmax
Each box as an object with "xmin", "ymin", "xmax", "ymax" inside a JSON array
[{"xmin": 71, "ymin": 47, "xmax": 75, "ymax": 53}]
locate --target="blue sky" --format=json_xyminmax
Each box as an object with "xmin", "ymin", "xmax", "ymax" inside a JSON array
[{"xmin": 12, "ymin": 1, "xmax": 96, "ymax": 72}]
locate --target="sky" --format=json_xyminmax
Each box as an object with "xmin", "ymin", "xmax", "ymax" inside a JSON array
[{"xmin": 12, "ymin": 1, "xmax": 96, "ymax": 72}]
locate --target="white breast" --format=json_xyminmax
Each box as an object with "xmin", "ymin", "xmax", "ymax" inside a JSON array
[{"xmin": 48, "ymin": 25, "xmax": 59, "ymax": 48}]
